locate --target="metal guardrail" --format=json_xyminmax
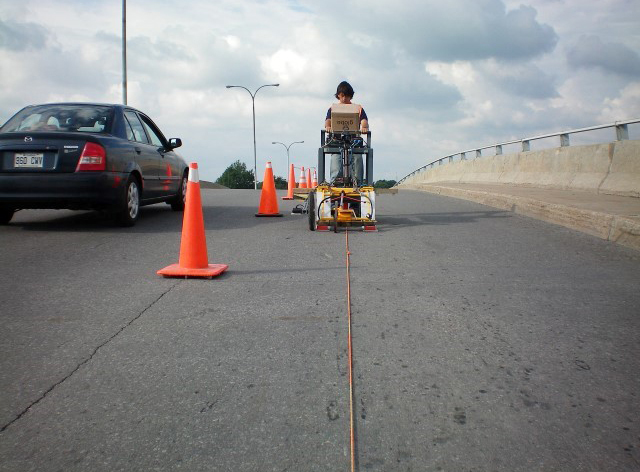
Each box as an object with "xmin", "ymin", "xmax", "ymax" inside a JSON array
[{"xmin": 396, "ymin": 118, "xmax": 640, "ymax": 185}]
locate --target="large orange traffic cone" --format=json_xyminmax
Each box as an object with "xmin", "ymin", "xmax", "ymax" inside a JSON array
[
  {"xmin": 311, "ymin": 170, "xmax": 318, "ymax": 188},
  {"xmin": 256, "ymin": 161, "xmax": 282, "ymax": 217},
  {"xmin": 282, "ymin": 163, "xmax": 296, "ymax": 200},
  {"xmin": 299, "ymin": 166, "xmax": 307, "ymax": 189},
  {"xmin": 306, "ymin": 168, "xmax": 312, "ymax": 190},
  {"xmin": 157, "ymin": 163, "xmax": 228, "ymax": 278}
]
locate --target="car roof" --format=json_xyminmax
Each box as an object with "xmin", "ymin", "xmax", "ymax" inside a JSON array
[{"xmin": 21, "ymin": 103, "xmax": 145, "ymax": 113}]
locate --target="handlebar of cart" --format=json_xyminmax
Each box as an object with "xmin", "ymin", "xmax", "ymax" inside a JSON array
[{"xmin": 317, "ymin": 130, "xmax": 373, "ymax": 186}]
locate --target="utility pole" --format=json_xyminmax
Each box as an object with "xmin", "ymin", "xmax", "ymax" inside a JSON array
[{"xmin": 122, "ymin": 0, "xmax": 127, "ymax": 105}]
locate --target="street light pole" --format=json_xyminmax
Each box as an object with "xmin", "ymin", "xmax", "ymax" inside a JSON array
[
  {"xmin": 226, "ymin": 84, "xmax": 279, "ymax": 190},
  {"xmin": 271, "ymin": 140, "xmax": 304, "ymax": 174},
  {"xmin": 122, "ymin": 0, "xmax": 127, "ymax": 105}
]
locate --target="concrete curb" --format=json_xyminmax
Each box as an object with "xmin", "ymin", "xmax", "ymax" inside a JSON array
[
  {"xmin": 401, "ymin": 140, "xmax": 640, "ymax": 197},
  {"xmin": 406, "ymin": 184, "xmax": 640, "ymax": 251}
]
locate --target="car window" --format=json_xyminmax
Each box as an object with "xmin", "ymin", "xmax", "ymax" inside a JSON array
[
  {"xmin": 0, "ymin": 105, "xmax": 112, "ymax": 133},
  {"xmin": 124, "ymin": 118, "xmax": 135, "ymax": 141},
  {"xmin": 139, "ymin": 116, "xmax": 165, "ymax": 147},
  {"xmin": 124, "ymin": 111, "xmax": 149, "ymax": 144}
]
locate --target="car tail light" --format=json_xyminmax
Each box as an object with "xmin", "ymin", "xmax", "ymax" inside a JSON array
[{"xmin": 75, "ymin": 142, "xmax": 106, "ymax": 171}]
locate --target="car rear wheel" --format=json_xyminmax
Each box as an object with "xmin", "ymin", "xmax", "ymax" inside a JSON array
[
  {"xmin": 116, "ymin": 175, "xmax": 140, "ymax": 226},
  {"xmin": 170, "ymin": 172, "xmax": 188, "ymax": 211},
  {"xmin": 308, "ymin": 192, "xmax": 316, "ymax": 231},
  {"xmin": 0, "ymin": 207, "xmax": 15, "ymax": 225}
]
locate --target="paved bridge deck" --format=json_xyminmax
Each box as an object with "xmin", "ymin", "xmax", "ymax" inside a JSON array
[
  {"xmin": 407, "ymin": 182, "xmax": 640, "ymax": 251},
  {"xmin": 1, "ymin": 189, "xmax": 639, "ymax": 471}
]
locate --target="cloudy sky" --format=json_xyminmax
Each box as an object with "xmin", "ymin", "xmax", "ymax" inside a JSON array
[{"xmin": 1, "ymin": 0, "xmax": 639, "ymax": 182}]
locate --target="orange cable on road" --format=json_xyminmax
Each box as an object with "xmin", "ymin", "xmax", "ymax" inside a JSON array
[{"xmin": 345, "ymin": 228, "xmax": 356, "ymax": 472}]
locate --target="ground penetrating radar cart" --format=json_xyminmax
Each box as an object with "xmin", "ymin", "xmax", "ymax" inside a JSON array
[{"xmin": 308, "ymin": 104, "xmax": 376, "ymax": 232}]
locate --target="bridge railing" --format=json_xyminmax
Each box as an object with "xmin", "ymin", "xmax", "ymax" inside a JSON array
[{"xmin": 396, "ymin": 118, "xmax": 640, "ymax": 186}]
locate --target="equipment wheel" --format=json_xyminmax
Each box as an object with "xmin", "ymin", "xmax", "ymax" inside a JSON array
[
  {"xmin": 170, "ymin": 171, "xmax": 188, "ymax": 211},
  {"xmin": 0, "ymin": 207, "xmax": 15, "ymax": 225},
  {"xmin": 116, "ymin": 174, "xmax": 141, "ymax": 227},
  {"xmin": 308, "ymin": 191, "xmax": 316, "ymax": 231}
]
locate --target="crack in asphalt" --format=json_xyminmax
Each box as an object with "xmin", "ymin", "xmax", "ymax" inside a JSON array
[{"xmin": 0, "ymin": 281, "xmax": 181, "ymax": 433}]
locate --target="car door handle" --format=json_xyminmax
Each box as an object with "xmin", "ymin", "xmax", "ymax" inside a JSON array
[{"xmin": 134, "ymin": 147, "xmax": 142, "ymax": 154}]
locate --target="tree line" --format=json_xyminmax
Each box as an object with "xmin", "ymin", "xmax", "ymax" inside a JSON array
[{"xmin": 216, "ymin": 160, "xmax": 395, "ymax": 189}]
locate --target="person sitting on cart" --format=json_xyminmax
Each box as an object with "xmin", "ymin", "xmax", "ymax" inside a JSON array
[{"xmin": 324, "ymin": 81, "xmax": 369, "ymax": 184}]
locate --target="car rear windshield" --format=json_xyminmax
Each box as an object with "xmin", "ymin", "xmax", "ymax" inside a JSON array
[{"xmin": 0, "ymin": 105, "xmax": 114, "ymax": 134}]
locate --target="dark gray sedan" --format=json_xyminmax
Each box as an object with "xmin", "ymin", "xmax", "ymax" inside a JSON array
[{"xmin": 0, "ymin": 103, "xmax": 189, "ymax": 226}]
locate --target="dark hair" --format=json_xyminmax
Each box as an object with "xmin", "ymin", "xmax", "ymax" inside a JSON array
[{"xmin": 335, "ymin": 81, "xmax": 354, "ymax": 99}]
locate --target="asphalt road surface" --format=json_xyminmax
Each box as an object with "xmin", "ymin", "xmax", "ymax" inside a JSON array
[{"xmin": 1, "ymin": 189, "xmax": 639, "ymax": 471}]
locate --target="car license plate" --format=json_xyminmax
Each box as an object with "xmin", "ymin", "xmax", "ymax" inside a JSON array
[{"xmin": 14, "ymin": 152, "xmax": 44, "ymax": 168}]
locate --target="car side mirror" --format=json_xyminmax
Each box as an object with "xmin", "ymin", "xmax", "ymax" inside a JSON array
[{"xmin": 168, "ymin": 138, "xmax": 182, "ymax": 149}]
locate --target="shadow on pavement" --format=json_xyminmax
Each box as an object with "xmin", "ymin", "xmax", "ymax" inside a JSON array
[
  {"xmin": 377, "ymin": 210, "xmax": 511, "ymax": 229},
  {"xmin": 3, "ymin": 198, "xmax": 508, "ymax": 234},
  {"xmin": 4, "ymin": 204, "xmax": 295, "ymax": 233},
  {"xmin": 4, "ymin": 206, "xmax": 184, "ymax": 234}
]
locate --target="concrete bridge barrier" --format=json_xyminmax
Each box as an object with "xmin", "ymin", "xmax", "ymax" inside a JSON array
[
  {"xmin": 600, "ymin": 140, "xmax": 640, "ymax": 196},
  {"xmin": 402, "ymin": 140, "xmax": 639, "ymax": 196},
  {"xmin": 400, "ymin": 139, "xmax": 640, "ymax": 250}
]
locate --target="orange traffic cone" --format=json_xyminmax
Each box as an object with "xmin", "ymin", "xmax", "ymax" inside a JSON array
[
  {"xmin": 306, "ymin": 168, "xmax": 312, "ymax": 190},
  {"xmin": 256, "ymin": 161, "xmax": 282, "ymax": 217},
  {"xmin": 157, "ymin": 163, "xmax": 228, "ymax": 278},
  {"xmin": 282, "ymin": 163, "xmax": 296, "ymax": 200},
  {"xmin": 311, "ymin": 170, "xmax": 318, "ymax": 188},
  {"xmin": 299, "ymin": 166, "xmax": 307, "ymax": 189}
]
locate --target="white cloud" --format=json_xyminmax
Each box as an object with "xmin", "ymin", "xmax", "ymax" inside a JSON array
[
  {"xmin": 0, "ymin": 0, "xmax": 638, "ymax": 182},
  {"xmin": 0, "ymin": 18, "xmax": 48, "ymax": 51},
  {"xmin": 600, "ymin": 83, "xmax": 640, "ymax": 122},
  {"xmin": 260, "ymin": 49, "xmax": 319, "ymax": 91},
  {"xmin": 319, "ymin": 0, "xmax": 558, "ymax": 62},
  {"xmin": 224, "ymin": 35, "xmax": 241, "ymax": 50},
  {"xmin": 567, "ymin": 35, "xmax": 640, "ymax": 76}
]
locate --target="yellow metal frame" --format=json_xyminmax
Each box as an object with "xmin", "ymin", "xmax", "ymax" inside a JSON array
[{"xmin": 313, "ymin": 184, "xmax": 376, "ymax": 229}]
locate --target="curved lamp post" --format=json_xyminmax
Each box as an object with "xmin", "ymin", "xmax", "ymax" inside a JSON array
[
  {"xmin": 122, "ymin": 0, "xmax": 127, "ymax": 104},
  {"xmin": 226, "ymin": 83, "xmax": 279, "ymax": 189},
  {"xmin": 271, "ymin": 140, "xmax": 304, "ymax": 174}
]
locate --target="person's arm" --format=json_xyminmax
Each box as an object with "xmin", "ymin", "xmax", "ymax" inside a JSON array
[
  {"xmin": 360, "ymin": 107, "xmax": 369, "ymax": 133},
  {"xmin": 325, "ymin": 107, "xmax": 332, "ymax": 132}
]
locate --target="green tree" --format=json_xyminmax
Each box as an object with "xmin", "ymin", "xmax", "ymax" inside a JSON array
[
  {"xmin": 374, "ymin": 179, "xmax": 397, "ymax": 188},
  {"xmin": 216, "ymin": 160, "xmax": 255, "ymax": 189},
  {"xmin": 257, "ymin": 176, "xmax": 288, "ymax": 190},
  {"xmin": 274, "ymin": 176, "xmax": 288, "ymax": 190}
]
